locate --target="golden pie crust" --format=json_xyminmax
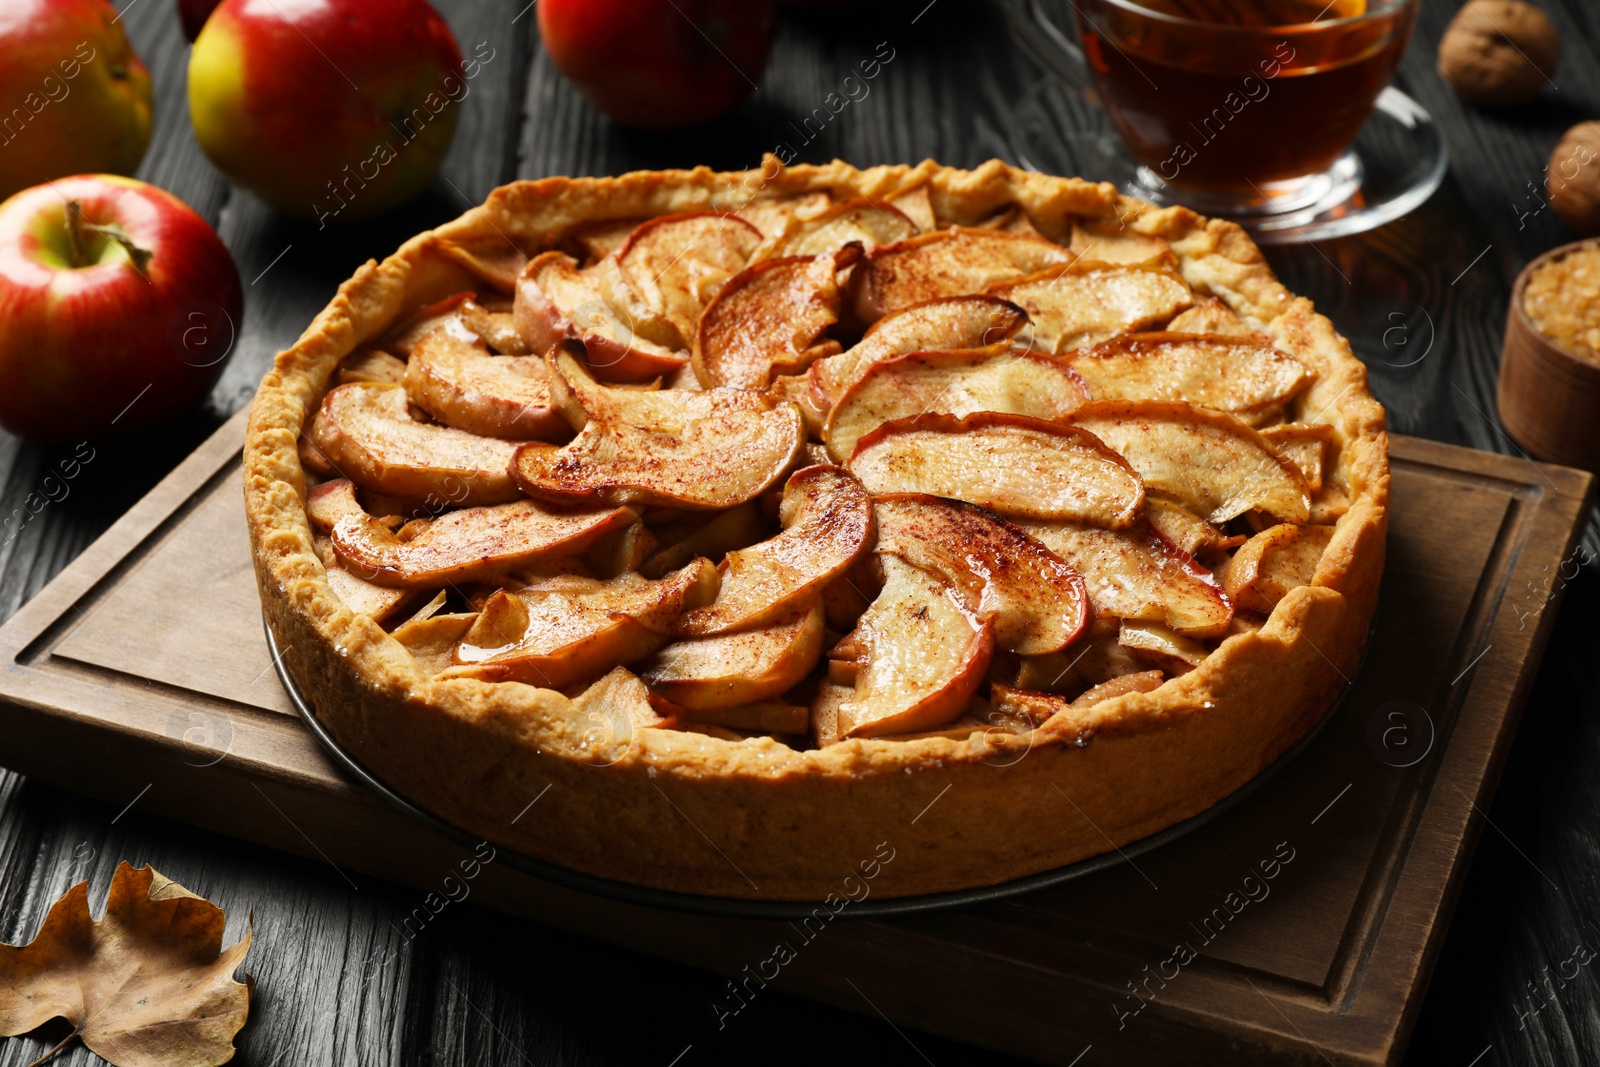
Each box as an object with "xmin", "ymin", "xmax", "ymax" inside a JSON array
[{"xmin": 245, "ymin": 159, "xmax": 1387, "ymax": 901}]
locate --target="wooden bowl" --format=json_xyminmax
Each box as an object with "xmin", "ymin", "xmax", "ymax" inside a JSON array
[{"xmin": 1498, "ymin": 238, "xmax": 1600, "ymax": 470}]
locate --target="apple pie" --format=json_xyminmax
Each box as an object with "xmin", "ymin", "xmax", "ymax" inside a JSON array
[{"xmin": 245, "ymin": 159, "xmax": 1387, "ymax": 900}]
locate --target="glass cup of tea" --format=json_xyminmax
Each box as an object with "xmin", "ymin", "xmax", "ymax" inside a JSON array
[{"xmin": 1073, "ymin": 0, "xmax": 1420, "ymax": 217}]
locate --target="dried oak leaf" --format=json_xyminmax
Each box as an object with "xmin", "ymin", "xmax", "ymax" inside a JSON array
[{"xmin": 0, "ymin": 863, "xmax": 251, "ymax": 1067}]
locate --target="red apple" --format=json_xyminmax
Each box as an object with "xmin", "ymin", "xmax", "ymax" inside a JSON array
[
  {"xmin": 0, "ymin": 0, "xmax": 153, "ymax": 202},
  {"xmin": 187, "ymin": 0, "xmax": 468, "ymax": 223},
  {"xmin": 177, "ymin": 0, "xmax": 224, "ymax": 42},
  {"xmin": 539, "ymin": 0, "xmax": 777, "ymax": 129},
  {"xmin": 0, "ymin": 175, "xmax": 244, "ymax": 442}
]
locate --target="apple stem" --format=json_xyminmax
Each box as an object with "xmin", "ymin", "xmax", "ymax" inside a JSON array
[{"xmin": 64, "ymin": 200, "xmax": 153, "ymax": 275}]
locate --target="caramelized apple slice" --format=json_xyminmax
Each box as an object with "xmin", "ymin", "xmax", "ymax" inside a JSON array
[
  {"xmin": 990, "ymin": 262, "xmax": 1193, "ymax": 354},
  {"xmin": 311, "ymin": 534, "xmax": 423, "ymax": 623},
  {"xmin": 430, "ymin": 238, "xmax": 527, "ymax": 293},
  {"xmin": 616, "ymin": 212, "xmax": 761, "ymax": 343},
  {"xmin": 338, "ymin": 349, "xmax": 406, "ymax": 385},
  {"xmin": 1017, "ymin": 520, "xmax": 1234, "ymax": 638},
  {"xmin": 855, "ymin": 228, "xmax": 1075, "ymax": 321},
  {"xmin": 694, "ymin": 246, "xmax": 859, "ymax": 389},
  {"xmin": 1167, "ymin": 299, "xmax": 1262, "ymax": 340},
  {"xmin": 568, "ymin": 667, "xmax": 675, "ymax": 750},
  {"xmin": 1065, "ymin": 400, "xmax": 1310, "ymax": 523},
  {"xmin": 445, "ymin": 561, "xmax": 718, "ymax": 689},
  {"xmin": 768, "ymin": 198, "xmax": 918, "ymax": 257},
  {"xmin": 640, "ymin": 601, "xmax": 825, "ymax": 711},
  {"xmin": 567, "ymin": 219, "xmax": 647, "ymax": 264},
  {"xmin": 331, "ymin": 497, "xmax": 636, "ymax": 588},
  {"xmin": 810, "ymin": 681, "xmax": 852, "ymax": 748},
  {"xmin": 1143, "ymin": 496, "xmax": 1243, "ymax": 557},
  {"xmin": 735, "ymin": 192, "xmax": 832, "ymax": 238},
  {"xmin": 511, "ymin": 352, "xmax": 805, "ymax": 510},
  {"xmin": 309, "ymin": 384, "xmax": 521, "ymax": 505},
  {"xmin": 1069, "ymin": 669, "xmax": 1166, "ymax": 709},
  {"xmin": 305, "ymin": 478, "xmax": 367, "ymax": 532},
  {"xmin": 849, "ymin": 412, "xmax": 1144, "ymax": 528},
  {"xmin": 875, "ymin": 495, "xmax": 1087, "ymax": 655},
  {"xmin": 809, "ymin": 294, "xmax": 1029, "ymax": 409},
  {"xmin": 1221, "ymin": 523, "xmax": 1336, "ymax": 613},
  {"xmin": 823, "ymin": 346, "xmax": 1087, "ymax": 461},
  {"xmin": 679, "ymin": 465, "xmax": 872, "ymax": 635},
  {"xmin": 1069, "ymin": 220, "xmax": 1175, "ymax": 266},
  {"xmin": 835, "ymin": 556, "xmax": 994, "ymax": 739},
  {"xmin": 391, "ymin": 612, "xmax": 478, "ymax": 677},
  {"xmin": 887, "ymin": 184, "xmax": 936, "ymax": 232},
  {"xmin": 1067, "ymin": 333, "xmax": 1311, "ymax": 424},
  {"xmin": 379, "ymin": 292, "xmax": 472, "ymax": 356},
  {"xmin": 1119, "ymin": 620, "xmax": 1209, "ymax": 673},
  {"xmin": 975, "ymin": 206, "xmax": 1045, "ymax": 238},
  {"xmin": 1260, "ymin": 422, "xmax": 1334, "ymax": 493},
  {"xmin": 403, "ymin": 322, "xmax": 566, "ymax": 440},
  {"xmin": 515, "ymin": 251, "xmax": 686, "ymax": 382},
  {"xmin": 457, "ymin": 298, "xmax": 529, "ymax": 355},
  {"xmin": 638, "ymin": 501, "xmax": 768, "ymax": 579}
]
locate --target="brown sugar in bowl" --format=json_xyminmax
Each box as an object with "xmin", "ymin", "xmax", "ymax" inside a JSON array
[{"xmin": 1498, "ymin": 239, "xmax": 1600, "ymax": 470}]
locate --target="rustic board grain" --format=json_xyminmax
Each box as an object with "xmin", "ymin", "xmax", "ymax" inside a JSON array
[{"xmin": 2, "ymin": 0, "xmax": 1600, "ymax": 1064}]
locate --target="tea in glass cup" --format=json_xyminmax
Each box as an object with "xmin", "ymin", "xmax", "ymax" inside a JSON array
[{"xmin": 1074, "ymin": 0, "xmax": 1419, "ymax": 211}]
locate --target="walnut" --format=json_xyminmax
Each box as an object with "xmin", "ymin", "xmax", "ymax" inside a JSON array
[
  {"xmin": 1547, "ymin": 123, "xmax": 1600, "ymax": 237},
  {"xmin": 1437, "ymin": 0, "xmax": 1559, "ymax": 106}
]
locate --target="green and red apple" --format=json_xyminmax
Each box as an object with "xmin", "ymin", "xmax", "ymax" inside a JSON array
[
  {"xmin": 0, "ymin": 0, "xmax": 153, "ymax": 202},
  {"xmin": 538, "ymin": 0, "xmax": 777, "ymax": 129},
  {"xmin": 0, "ymin": 175, "xmax": 243, "ymax": 442},
  {"xmin": 187, "ymin": 0, "xmax": 469, "ymax": 223}
]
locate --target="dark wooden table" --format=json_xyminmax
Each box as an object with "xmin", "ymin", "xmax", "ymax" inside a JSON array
[{"xmin": 2, "ymin": 1, "xmax": 1596, "ymax": 1063}]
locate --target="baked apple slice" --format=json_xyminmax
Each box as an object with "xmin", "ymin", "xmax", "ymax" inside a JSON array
[
  {"xmin": 639, "ymin": 501, "xmax": 767, "ymax": 579},
  {"xmin": 1065, "ymin": 400, "xmax": 1311, "ymax": 523},
  {"xmin": 822, "ymin": 345, "xmax": 1087, "ymax": 461},
  {"xmin": 767, "ymin": 198, "xmax": 918, "ymax": 258},
  {"xmin": 1017, "ymin": 520, "xmax": 1234, "ymax": 638},
  {"xmin": 616, "ymin": 212, "xmax": 761, "ymax": 344},
  {"xmin": 640, "ymin": 601, "xmax": 825, "ymax": 711},
  {"xmin": 445, "ymin": 560, "xmax": 718, "ymax": 690},
  {"xmin": 1220, "ymin": 523, "xmax": 1336, "ymax": 612},
  {"xmin": 1260, "ymin": 422, "xmax": 1334, "ymax": 493},
  {"xmin": 309, "ymin": 383, "xmax": 522, "ymax": 505},
  {"xmin": 457, "ymin": 298, "xmax": 529, "ymax": 355},
  {"xmin": 403, "ymin": 322, "xmax": 566, "ymax": 440},
  {"xmin": 808, "ymin": 294, "xmax": 1029, "ymax": 409},
  {"xmin": 855, "ymin": 228, "xmax": 1075, "ymax": 321},
  {"xmin": 1067, "ymin": 332, "xmax": 1311, "ymax": 424},
  {"xmin": 834, "ymin": 556, "xmax": 994, "ymax": 739},
  {"xmin": 1118, "ymin": 620, "xmax": 1209, "ymax": 673},
  {"xmin": 694, "ymin": 246, "xmax": 860, "ymax": 389},
  {"xmin": 678, "ymin": 464, "xmax": 872, "ymax": 635},
  {"xmin": 1069, "ymin": 220, "xmax": 1175, "ymax": 266},
  {"xmin": 874, "ymin": 495, "xmax": 1087, "ymax": 655},
  {"xmin": 735, "ymin": 192, "xmax": 832, "ymax": 238},
  {"xmin": 989, "ymin": 261, "xmax": 1194, "ymax": 354},
  {"xmin": 338, "ymin": 348, "xmax": 406, "ymax": 386},
  {"xmin": 511, "ymin": 352, "xmax": 806, "ymax": 510},
  {"xmin": 1143, "ymin": 496, "xmax": 1243, "ymax": 557},
  {"xmin": 330, "ymin": 498, "xmax": 636, "ymax": 588},
  {"xmin": 309, "ymin": 534, "xmax": 422, "ymax": 624},
  {"xmin": 567, "ymin": 219, "xmax": 647, "ymax": 264},
  {"xmin": 1167, "ymin": 298, "xmax": 1262, "ymax": 340},
  {"xmin": 848, "ymin": 412, "xmax": 1144, "ymax": 528},
  {"xmin": 515, "ymin": 251, "xmax": 686, "ymax": 382},
  {"xmin": 378, "ymin": 292, "xmax": 473, "ymax": 356}
]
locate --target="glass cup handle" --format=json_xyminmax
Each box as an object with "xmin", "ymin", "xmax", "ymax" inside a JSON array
[{"xmin": 1003, "ymin": 0, "xmax": 1095, "ymax": 97}]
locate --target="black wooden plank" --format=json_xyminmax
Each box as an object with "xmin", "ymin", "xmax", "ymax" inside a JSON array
[{"xmin": 2, "ymin": 0, "xmax": 1600, "ymax": 1065}]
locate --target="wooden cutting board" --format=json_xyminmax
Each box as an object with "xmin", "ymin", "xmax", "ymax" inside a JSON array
[{"xmin": 0, "ymin": 408, "xmax": 1590, "ymax": 1066}]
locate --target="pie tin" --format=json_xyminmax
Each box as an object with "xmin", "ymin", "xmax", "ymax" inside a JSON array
[{"xmin": 269, "ymin": 618, "xmax": 1366, "ymax": 921}]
